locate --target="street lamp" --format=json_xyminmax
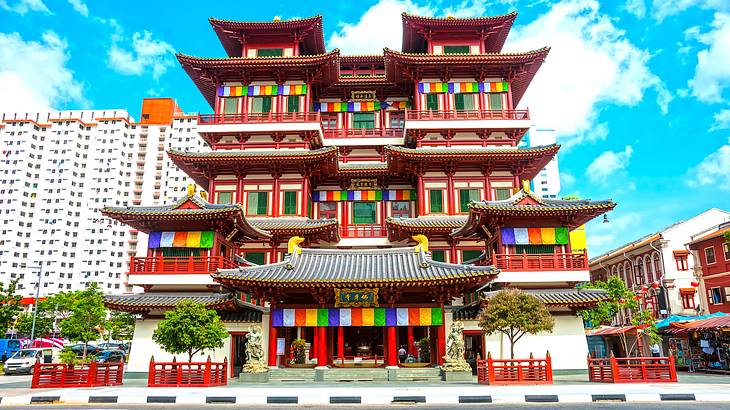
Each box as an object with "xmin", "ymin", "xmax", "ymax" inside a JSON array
[{"xmin": 20, "ymin": 263, "xmax": 42, "ymax": 341}]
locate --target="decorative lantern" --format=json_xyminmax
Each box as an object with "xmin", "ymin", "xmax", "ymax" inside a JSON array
[
  {"xmin": 641, "ymin": 285, "xmax": 648, "ymax": 293},
  {"xmin": 691, "ymin": 281, "xmax": 700, "ymax": 288},
  {"xmin": 651, "ymin": 281, "xmax": 660, "ymax": 289},
  {"xmin": 634, "ymin": 295, "xmax": 642, "ymax": 301}
]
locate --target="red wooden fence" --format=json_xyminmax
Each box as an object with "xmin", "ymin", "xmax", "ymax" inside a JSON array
[
  {"xmin": 587, "ymin": 355, "xmax": 677, "ymax": 383},
  {"xmin": 477, "ymin": 352, "xmax": 553, "ymax": 385},
  {"xmin": 31, "ymin": 360, "xmax": 124, "ymax": 388},
  {"xmin": 148, "ymin": 356, "xmax": 227, "ymax": 387}
]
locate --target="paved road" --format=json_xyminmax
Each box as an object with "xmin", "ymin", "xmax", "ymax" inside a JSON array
[{"xmin": 0, "ymin": 404, "xmax": 726, "ymax": 409}]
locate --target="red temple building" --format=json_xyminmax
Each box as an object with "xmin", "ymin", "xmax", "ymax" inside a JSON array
[{"xmin": 103, "ymin": 12, "xmax": 615, "ymax": 379}]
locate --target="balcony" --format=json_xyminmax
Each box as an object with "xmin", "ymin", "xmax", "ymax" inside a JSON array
[
  {"xmin": 322, "ymin": 128, "xmax": 404, "ymax": 146},
  {"xmin": 129, "ymin": 256, "xmax": 238, "ymax": 275},
  {"xmin": 489, "ymin": 251, "xmax": 588, "ymax": 271},
  {"xmin": 340, "ymin": 225, "xmax": 387, "ymax": 238},
  {"xmin": 197, "ymin": 113, "xmax": 323, "ymax": 139},
  {"xmin": 404, "ymin": 109, "xmax": 531, "ymax": 132}
]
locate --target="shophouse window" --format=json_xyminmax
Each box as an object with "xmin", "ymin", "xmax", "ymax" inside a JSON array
[
  {"xmin": 353, "ymin": 202, "xmax": 376, "ymax": 224},
  {"xmin": 353, "ymin": 112, "xmax": 375, "ymax": 129},
  {"xmin": 391, "ymin": 201, "xmax": 410, "ymax": 218},
  {"xmin": 459, "ymin": 189, "xmax": 479, "ymax": 212},
  {"xmin": 256, "ymin": 48, "xmax": 283, "ymax": 57},
  {"xmin": 487, "ymin": 93, "xmax": 503, "ymax": 110},
  {"xmin": 431, "ymin": 250, "xmax": 446, "ymax": 262},
  {"xmin": 710, "ymin": 287, "xmax": 724, "ymax": 304},
  {"xmin": 454, "ymin": 94, "xmax": 475, "ymax": 110},
  {"xmin": 705, "ymin": 246, "xmax": 716, "ymax": 264},
  {"xmin": 216, "ymin": 191, "xmax": 234, "ymax": 205},
  {"xmin": 243, "ymin": 252, "xmax": 266, "ymax": 265},
  {"xmin": 319, "ymin": 202, "xmax": 337, "ymax": 219},
  {"xmin": 681, "ymin": 291, "xmax": 696, "ymax": 309},
  {"xmin": 675, "ymin": 254, "xmax": 688, "ymax": 270},
  {"xmin": 429, "ymin": 190, "xmax": 443, "ymax": 213},
  {"xmin": 426, "ymin": 94, "xmax": 439, "ymax": 110},
  {"xmin": 223, "ymin": 97, "xmax": 238, "ymax": 114},
  {"xmin": 462, "ymin": 249, "xmax": 482, "ymax": 263},
  {"xmin": 252, "ymin": 96, "xmax": 272, "ymax": 113},
  {"xmin": 443, "ymin": 45, "xmax": 470, "ymax": 54},
  {"xmin": 724, "ymin": 243, "xmax": 730, "ymax": 261},
  {"xmin": 494, "ymin": 188, "xmax": 511, "ymax": 200},
  {"xmin": 246, "ymin": 192, "xmax": 268, "ymax": 215},
  {"xmin": 283, "ymin": 191, "xmax": 297, "ymax": 215}
]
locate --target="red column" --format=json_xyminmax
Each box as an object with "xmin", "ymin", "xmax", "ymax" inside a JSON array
[
  {"xmin": 437, "ymin": 323, "xmax": 446, "ymax": 365},
  {"xmin": 337, "ymin": 327, "xmax": 344, "ymax": 359},
  {"xmin": 446, "ymin": 173, "xmax": 455, "ymax": 215},
  {"xmin": 301, "ymin": 174, "xmax": 310, "ymax": 217},
  {"xmin": 318, "ymin": 327, "xmax": 328, "ymax": 366},
  {"xmin": 407, "ymin": 327, "xmax": 415, "ymax": 356},
  {"xmin": 271, "ymin": 175, "xmax": 279, "ymax": 216},
  {"xmin": 417, "ymin": 173, "xmax": 425, "ymax": 216},
  {"xmin": 268, "ymin": 317, "xmax": 278, "ymax": 367},
  {"xmin": 387, "ymin": 326, "xmax": 397, "ymax": 367}
]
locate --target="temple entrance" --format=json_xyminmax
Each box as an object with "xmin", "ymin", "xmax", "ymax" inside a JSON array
[
  {"xmin": 464, "ymin": 330, "xmax": 484, "ymax": 375},
  {"xmin": 230, "ymin": 333, "xmax": 247, "ymax": 376},
  {"xmin": 332, "ymin": 327, "xmax": 384, "ymax": 367}
]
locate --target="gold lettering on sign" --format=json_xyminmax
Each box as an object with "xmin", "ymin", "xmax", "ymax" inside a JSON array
[
  {"xmin": 351, "ymin": 90, "xmax": 377, "ymax": 101},
  {"xmin": 349, "ymin": 178, "xmax": 379, "ymax": 190},
  {"xmin": 334, "ymin": 288, "xmax": 379, "ymax": 307}
]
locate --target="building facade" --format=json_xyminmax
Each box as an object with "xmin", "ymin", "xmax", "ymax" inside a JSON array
[
  {"xmin": 589, "ymin": 208, "xmax": 730, "ymax": 321},
  {"xmin": 520, "ymin": 126, "xmax": 560, "ymax": 199},
  {"xmin": 688, "ymin": 222, "xmax": 730, "ymax": 314},
  {"xmin": 103, "ymin": 12, "xmax": 615, "ymax": 376}
]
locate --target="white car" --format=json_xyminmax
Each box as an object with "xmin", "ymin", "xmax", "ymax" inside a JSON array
[{"xmin": 4, "ymin": 348, "xmax": 58, "ymax": 375}]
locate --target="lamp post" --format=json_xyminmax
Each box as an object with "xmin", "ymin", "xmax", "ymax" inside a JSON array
[{"xmin": 21, "ymin": 263, "xmax": 42, "ymax": 341}]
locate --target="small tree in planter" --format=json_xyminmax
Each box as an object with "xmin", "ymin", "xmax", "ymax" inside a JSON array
[
  {"xmin": 417, "ymin": 337, "xmax": 430, "ymax": 363},
  {"xmin": 152, "ymin": 301, "xmax": 228, "ymax": 362},
  {"xmin": 478, "ymin": 289, "xmax": 555, "ymax": 359},
  {"xmin": 59, "ymin": 283, "xmax": 107, "ymax": 360}
]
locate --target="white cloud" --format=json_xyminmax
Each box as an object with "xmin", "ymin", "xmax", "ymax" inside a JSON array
[
  {"xmin": 67, "ymin": 0, "xmax": 88, "ymax": 17},
  {"xmin": 0, "ymin": 0, "xmax": 49, "ymax": 14},
  {"xmin": 625, "ymin": 0, "xmax": 646, "ymax": 18},
  {"xmin": 710, "ymin": 109, "xmax": 730, "ymax": 131},
  {"xmin": 687, "ymin": 138, "xmax": 730, "ymax": 191},
  {"xmin": 506, "ymin": 0, "xmax": 671, "ymax": 149},
  {"xmin": 687, "ymin": 13, "xmax": 730, "ymax": 103},
  {"xmin": 107, "ymin": 30, "xmax": 175, "ymax": 79},
  {"xmin": 587, "ymin": 212, "xmax": 641, "ymax": 253},
  {"xmin": 0, "ymin": 31, "xmax": 85, "ymax": 112},
  {"xmin": 651, "ymin": 0, "xmax": 730, "ymax": 21},
  {"xmin": 587, "ymin": 145, "xmax": 633, "ymax": 185}
]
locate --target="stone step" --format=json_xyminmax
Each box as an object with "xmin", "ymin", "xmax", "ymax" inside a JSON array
[
  {"xmin": 269, "ymin": 368, "xmax": 315, "ymax": 382},
  {"xmin": 322, "ymin": 368, "xmax": 388, "ymax": 382},
  {"xmin": 395, "ymin": 367, "xmax": 442, "ymax": 381}
]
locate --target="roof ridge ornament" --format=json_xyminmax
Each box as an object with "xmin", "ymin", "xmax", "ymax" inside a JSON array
[
  {"xmin": 187, "ymin": 183, "xmax": 196, "ymax": 197},
  {"xmin": 522, "ymin": 179, "xmax": 530, "ymax": 193},
  {"xmin": 288, "ymin": 236, "xmax": 305, "ymax": 254},
  {"xmin": 412, "ymin": 234, "xmax": 429, "ymax": 253}
]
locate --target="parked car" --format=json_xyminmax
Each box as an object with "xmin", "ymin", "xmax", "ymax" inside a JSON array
[
  {"xmin": 94, "ymin": 350, "xmax": 125, "ymax": 363},
  {"xmin": 0, "ymin": 339, "xmax": 24, "ymax": 362},
  {"xmin": 4, "ymin": 348, "xmax": 59, "ymax": 375},
  {"xmin": 68, "ymin": 344, "xmax": 101, "ymax": 356},
  {"xmin": 97, "ymin": 342, "xmax": 125, "ymax": 351}
]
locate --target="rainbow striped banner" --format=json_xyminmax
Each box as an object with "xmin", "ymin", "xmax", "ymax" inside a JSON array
[
  {"xmin": 500, "ymin": 227, "xmax": 569, "ymax": 245},
  {"xmin": 418, "ymin": 81, "xmax": 509, "ymax": 94},
  {"xmin": 271, "ymin": 307, "xmax": 443, "ymax": 327},
  {"xmin": 218, "ymin": 84, "xmax": 308, "ymax": 97},
  {"xmin": 314, "ymin": 100, "xmax": 409, "ymax": 112},
  {"xmin": 313, "ymin": 190, "xmax": 416, "ymax": 202},
  {"xmin": 148, "ymin": 231, "xmax": 215, "ymax": 248}
]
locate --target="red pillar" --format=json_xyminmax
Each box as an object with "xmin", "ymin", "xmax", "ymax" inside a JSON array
[
  {"xmin": 318, "ymin": 327, "xmax": 328, "ymax": 366},
  {"xmin": 312, "ymin": 327, "xmax": 319, "ymax": 363},
  {"xmin": 407, "ymin": 327, "xmax": 415, "ymax": 356},
  {"xmin": 446, "ymin": 172, "xmax": 455, "ymax": 215},
  {"xmin": 417, "ymin": 173, "xmax": 425, "ymax": 216},
  {"xmin": 268, "ymin": 318, "xmax": 278, "ymax": 367},
  {"xmin": 387, "ymin": 326, "xmax": 397, "ymax": 367},
  {"xmin": 437, "ymin": 323, "xmax": 446, "ymax": 365},
  {"xmin": 337, "ymin": 327, "xmax": 344, "ymax": 359}
]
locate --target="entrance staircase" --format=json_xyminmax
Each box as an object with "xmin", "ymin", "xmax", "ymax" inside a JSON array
[
  {"xmin": 394, "ymin": 367, "xmax": 442, "ymax": 382},
  {"xmin": 269, "ymin": 367, "xmax": 315, "ymax": 382},
  {"xmin": 267, "ymin": 366, "xmax": 442, "ymax": 382},
  {"xmin": 322, "ymin": 368, "xmax": 388, "ymax": 382}
]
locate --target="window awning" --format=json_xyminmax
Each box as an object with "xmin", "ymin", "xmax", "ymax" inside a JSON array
[{"xmin": 587, "ymin": 326, "xmax": 636, "ymax": 336}]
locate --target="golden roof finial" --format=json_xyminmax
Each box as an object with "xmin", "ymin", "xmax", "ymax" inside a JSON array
[
  {"xmin": 522, "ymin": 180, "xmax": 531, "ymax": 193},
  {"xmin": 200, "ymin": 191, "xmax": 208, "ymax": 201},
  {"xmin": 288, "ymin": 236, "xmax": 305, "ymax": 254},
  {"xmin": 446, "ymin": 13, "xmax": 455, "ymax": 20},
  {"xmin": 187, "ymin": 183, "xmax": 196, "ymax": 197},
  {"xmin": 273, "ymin": 16, "xmax": 281, "ymax": 21},
  {"xmin": 412, "ymin": 234, "xmax": 429, "ymax": 253}
]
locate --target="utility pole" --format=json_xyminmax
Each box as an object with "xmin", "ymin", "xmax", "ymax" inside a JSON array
[{"xmin": 21, "ymin": 264, "xmax": 42, "ymax": 341}]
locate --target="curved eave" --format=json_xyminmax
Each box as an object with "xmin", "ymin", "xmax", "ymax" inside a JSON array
[
  {"xmin": 401, "ymin": 12, "xmax": 517, "ymax": 53},
  {"xmin": 248, "ymin": 218, "xmax": 340, "ymax": 242},
  {"xmin": 104, "ymin": 297, "xmax": 236, "ymax": 313},
  {"xmin": 386, "ymin": 216, "xmax": 467, "ymax": 241},
  {"xmin": 209, "ymin": 16, "xmax": 326, "ymax": 57},
  {"xmin": 340, "ymin": 54, "xmax": 385, "ymax": 65}
]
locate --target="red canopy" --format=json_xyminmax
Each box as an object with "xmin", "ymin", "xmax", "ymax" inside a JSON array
[
  {"xmin": 684, "ymin": 316, "xmax": 730, "ymax": 330},
  {"xmin": 587, "ymin": 326, "xmax": 636, "ymax": 336}
]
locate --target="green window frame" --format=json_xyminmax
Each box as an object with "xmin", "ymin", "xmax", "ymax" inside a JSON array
[
  {"xmin": 515, "ymin": 244, "xmax": 555, "ymax": 255},
  {"xmin": 216, "ymin": 191, "xmax": 233, "ymax": 205},
  {"xmin": 443, "ymin": 45, "xmax": 471, "ymax": 54},
  {"xmin": 431, "ymin": 250, "xmax": 446, "ymax": 262},
  {"xmin": 244, "ymin": 252, "xmax": 266, "ymax": 265},
  {"xmin": 488, "ymin": 93, "xmax": 503, "ymax": 110},
  {"xmin": 454, "ymin": 93, "xmax": 475, "ymax": 110},
  {"xmin": 494, "ymin": 188, "xmax": 511, "ymax": 200},
  {"xmin": 352, "ymin": 112, "xmax": 375, "ymax": 129},
  {"xmin": 287, "ymin": 96, "xmax": 300, "ymax": 113},
  {"xmin": 247, "ymin": 191, "xmax": 269, "ymax": 215},
  {"xmin": 223, "ymin": 97, "xmax": 238, "ymax": 114},
  {"xmin": 462, "ymin": 249, "xmax": 483, "ymax": 263},
  {"xmin": 429, "ymin": 190, "xmax": 443, "ymax": 213},
  {"xmin": 252, "ymin": 96, "xmax": 272, "ymax": 113},
  {"xmin": 256, "ymin": 48, "xmax": 283, "ymax": 57},
  {"xmin": 426, "ymin": 94, "xmax": 439, "ymax": 110},
  {"xmin": 459, "ymin": 189, "xmax": 479, "ymax": 213},
  {"xmin": 352, "ymin": 202, "xmax": 376, "ymax": 224},
  {"xmin": 283, "ymin": 191, "xmax": 297, "ymax": 215},
  {"xmin": 161, "ymin": 248, "xmax": 201, "ymax": 257}
]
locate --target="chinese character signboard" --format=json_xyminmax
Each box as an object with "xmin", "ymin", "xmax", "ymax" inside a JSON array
[{"xmin": 334, "ymin": 288, "xmax": 379, "ymax": 307}]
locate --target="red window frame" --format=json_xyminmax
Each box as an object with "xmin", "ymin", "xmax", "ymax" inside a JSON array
[
  {"xmin": 318, "ymin": 202, "xmax": 337, "ymax": 219},
  {"xmin": 681, "ymin": 291, "xmax": 696, "ymax": 309},
  {"xmin": 675, "ymin": 255, "xmax": 688, "ymax": 271}
]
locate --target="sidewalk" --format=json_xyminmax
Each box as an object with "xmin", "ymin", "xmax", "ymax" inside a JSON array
[{"xmin": 1, "ymin": 372, "xmax": 730, "ymax": 405}]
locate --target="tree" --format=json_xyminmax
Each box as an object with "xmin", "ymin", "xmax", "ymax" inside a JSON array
[
  {"xmin": 15, "ymin": 310, "xmax": 54, "ymax": 337},
  {"xmin": 106, "ymin": 311, "xmax": 135, "ymax": 341},
  {"xmin": 45, "ymin": 291, "xmax": 79, "ymax": 321},
  {"xmin": 478, "ymin": 289, "xmax": 555, "ymax": 358},
  {"xmin": 152, "ymin": 301, "xmax": 228, "ymax": 362},
  {"xmin": 59, "ymin": 283, "xmax": 107, "ymax": 359},
  {"xmin": 0, "ymin": 279, "xmax": 22, "ymax": 335}
]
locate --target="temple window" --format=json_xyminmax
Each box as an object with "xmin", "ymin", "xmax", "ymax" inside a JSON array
[
  {"xmin": 318, "ymin": 202, "xmax": 336, "ymax": 219},
  {"xmin": 287, "ymin": 96, "xmax": 300, "ymax": 113},
  {"xmin": 494, "ymin": 188, "xmax": 511, "ymax": 200},
  {"xmin": 487, "ymin": 93, "xmax": 503, "ymax": 110},
  {"xmin": 161, "ymin": 247, "xmax": 201, "ymax": 257},
  {"xmin": 458, "ymin": 189, "xmax": 479, "ymax": 213},
  {"xmin": 222, "ymin": 97, "xmax": 239, "ymax": 114},
  {"xmin": 705, "ymin": 246, "xmax": 716, "ymax": 264},
  {"xmin": 256, "ymin": 48, "xmax": 284, "ymax": 57},
  {"xmin": 461, "ymin": 249, "xmax": 482, "ymax": 263},
  {"xmin": 352, "ymin": 202, "xmax": 376, "ymax": 224},
  {"xmin": 243, "ymin": 251, "xmax": 266, "ymax": 265},
  {"xmin": 391, "ymin": 201, "xmax": 410, "ymax": 218},
  {"xmin": 215, "ymin": 191, "xmax": 234, "ymax": 204},
  {"xmin": 283, "ymin": 191, "xmax": 297, "ymax": 215},
  {"xmin": 515, "ymin": 244, "xmax": 554, "ymax": 255},
  {"xmin": 389, "ymin": 112, "xmax": 404, "ymax": 128},
  {"xmin": 246, "ymin": 191, "xmax": 269, "ymax": 215},
  {"xmin": 454, "ymin": 94, "xmax": 475, "ymax": 111},
  {"xmin": 431, "ymin": 249, "xmax": 446, "ymax": 262},
  {"xmin": 321, "ymin": 114, "xmax": 337, "ymax": 129},
  {"xmin": 443, "ymin": 45, "xmax": 470, "ymax": 54},
  {"xmin": 352, "ymin": 112, "xmax": 375, "ymax": 129},
  {"xmin": 426, "ymin": 94, "xmax": 439, "ymax": 110},
  {"xmin": 429, "ymin": 190, "xmax": 443, "ymax": 213},
  {"xmin": 252, "ymin": 96, "xmax": 272, "ymax": 113}
]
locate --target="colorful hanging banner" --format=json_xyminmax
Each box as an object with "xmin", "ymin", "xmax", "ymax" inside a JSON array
[
  {"xmin": 418, "ymin": 81, "xmax": 510, "ymax": 94},
  {"xmin": 314, "ymin": 100, "xmax": 410, "ymax": 112},
  {"xmin": 271, "ymin": 307, "xmax": 443, "ymax": 327},
  {"xmin": 148, "ymin": 231, "xmax": 215, "ymax": 249},
  {"xmin": 500, "ymin": 227, "xmax": 569, "ymax": 245},
  {"xmin": 218, "ymin": 84, "xmax": 308, "ymax": 97},
  {"xmin": 313, "ymin": 190, "xmax": 416, "ymax": 202}
]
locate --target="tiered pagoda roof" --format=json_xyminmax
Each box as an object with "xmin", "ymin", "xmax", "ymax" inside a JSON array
[
  {"xmin": 386, "ymin": 215, "xmax": 468, "ymax": 241},
  {"xmin": 248, "ymin": 217, "xmax": 340, "ymax": 243},
  {"xmin": 453, "ymin": 288, "xmax": 609, "ymax": 319},
  {"xmin": 209, "ymin": 16, "xmax": 326, "ymax": 57},
  {"xmin": 401, "ymin": 12, "xmax": 517, "ymax": 54},
  {"xmin": 103, "ymin": 292, "xmax": 263, "ymax": 321}
]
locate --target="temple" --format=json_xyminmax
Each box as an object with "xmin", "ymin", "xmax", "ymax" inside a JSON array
[{"xmin": 103, "ymin": 11, "xmax": 615, "ymax": 378}]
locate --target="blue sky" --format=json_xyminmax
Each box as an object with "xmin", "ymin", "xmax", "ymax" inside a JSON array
[{"xmin": 1, "ymin": 0, "xmax": 729, "ymax": 254}]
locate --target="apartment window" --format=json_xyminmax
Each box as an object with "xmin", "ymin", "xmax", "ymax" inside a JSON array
[
  {"xmin": 443, "ymin": 45, "xmax": 470, "ymax": 54},
  {"xmin": 391, "ymin": 201, "xmax": 410, "ymax": 218},
  {"xmin": 494, "ymin": 188, "xmax": 511, "ymax": 200},
  {"xmin": 252, "ymin": 96, "xmax": 272, "ymax": 113},
  {"xmin": 724, "ymin": 243, "xmax": 730, "ymax": 261},
  {"xmin": 319, "ymin": 202, "xmax": 336, "ymax": 219},
  {"xmin": 216, "ymin": 191, "xmax": 234, "ymax": 205},
  {"xmin": 459, "ymin": 189, "xmax": 479, "ymax": 213},
  {"xmin": 487, "ymin": 93, "xmax": 503, "ymax": 110},
  {"xmin": 431, "ymin": 250, "xmax": 446, "ymax": 262},
  {"xmin": 352, "ymin": 112, "xmax": 375, "ymax": 129},
  {"xmin": 256, "ymin": 48, "xmax": 283, "ymax": 57},
  {"xmin": 706, "ymin": 246, "xmax": 717, "ymax": 264},
  {"xmin": 429, "ymin": 190, "xmax": 443, "ymax": 213},
  {"xmin": 462, "ymin": 249, "xmax": 482, "ymax": 263},
  {"xmin": 675, "ymin": 254, "xmax": 688, "ymax": 271},
  {"xmin": 283, "ymin": 191, "xmax": 297, "ymax": 215},
  {"xmin": 223, "ymin": 97, "xmax": 239, "ymax": 115},
  {"xmin": 246, "ymin": 192, "xmax": 268, "ymax": 215},
  {"xmin": 426, "ymin": 94, "xmax": 439, "ymax": 110},
  {"xmin": 243, "ymin": 252, "xmax": 266, "ymax": 265},
  {"xmin": 454, "ymin": 94, "xmax": 475, "ymax": 111},
  {"xmin": 352, "ymin": 202, "xmax": 376, "ymax": 224},
  {"xmin": 286, "ymin": 96, "xmax": 300, "ymax": 113},
  {"xmin": 681, "ymin": 290, "xmax": 696, "ymax": 309}
]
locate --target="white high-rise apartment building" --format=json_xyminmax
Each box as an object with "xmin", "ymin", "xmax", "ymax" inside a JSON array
[
  {"xmin": 0, "ymin": 99, "xmax": 205, "ymax": 297},
  {"xmin": 521, "ymin": 126, "xmax": 561, "ymax": 199}
]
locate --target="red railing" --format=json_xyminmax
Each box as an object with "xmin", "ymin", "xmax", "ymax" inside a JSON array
[
  {"xmin": 587, "ymin": 355, "xmax": 677, "ymax": 383},
  {"xmin": 198, "ymin": 112, "xmax": 321, "ymax": 124},
  {"xmin": 340, "ymin": 225, "xmax": 387, "ymax": 238},
  {"xmin": 130, "ymin": 256, "xmax": 238, "ymax": 275},
  {"xmin": 323, "ymin": 128, "xmax": 403, "ymax": 138},
  {"xmin": 32, "ymin": 361, "xmax": 124, "ymax": 388},
  {"xmin": 148, "ymin": 357, "xmax": 227, "ymax": 387},
  {"xmin": 489, "ymin": 251, "xmax": 588, "ymax": 271},
  {"xmin": 331, "ymin": 355, "xmax": 384, "ymax": 368},
  {"xmin": 405, "ymin": 109, "xmax": 530, "ymax": 121},
  {"xmin": 477, "ymin": 353, "xmax": 553, "ymax": 385}
]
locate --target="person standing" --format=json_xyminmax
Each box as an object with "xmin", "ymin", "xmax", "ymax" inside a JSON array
[{"xmin": 650, "ymin": 342, "xmax": 661, "ymax": 357}]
